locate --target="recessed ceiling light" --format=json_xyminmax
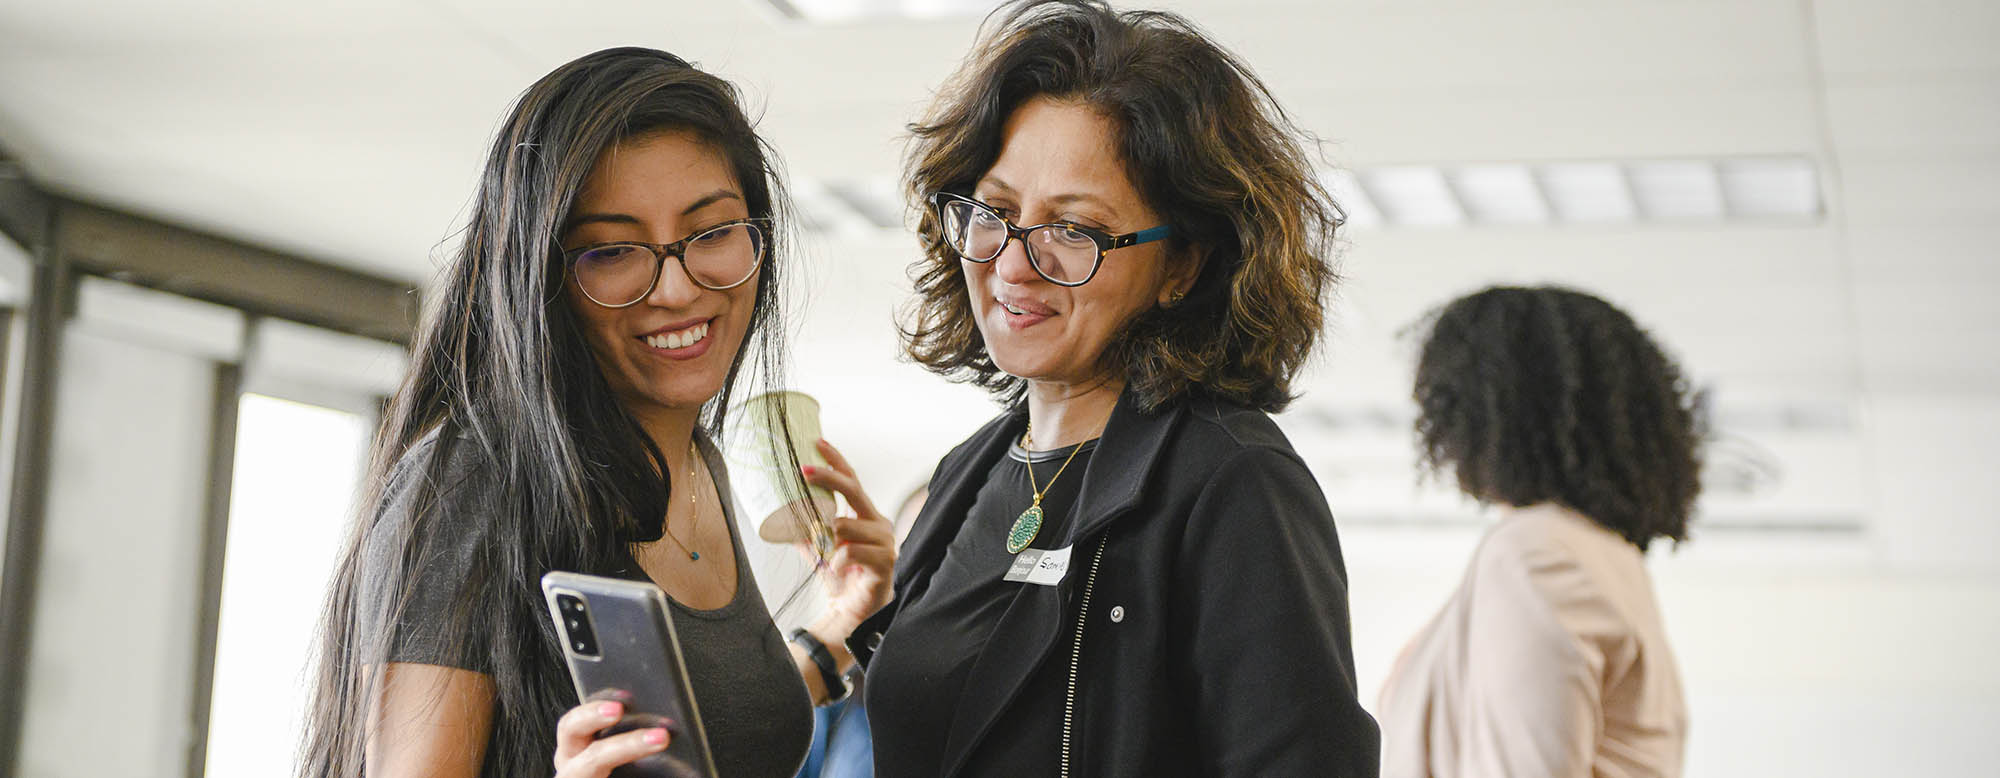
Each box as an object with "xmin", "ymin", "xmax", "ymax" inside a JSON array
[
  {"xmin": 1535, "ymin": 162, "xmax": 1638, "ymax": 224},
  {"xmin": 812, "ymin": 178, "xmax": 903, "ymax": 231},
  {"xmin": 791, "ymin": 179, "xmax": 876, "ymax": 236},
  {"xmin": 798, "ymin": 157, "xmax": 1820, "ymax": 234},
  {"xmin": 1321, "ymin": 169, "xmax": 1381, "ymax": 229},
  {"xmin": 1718, "ymin": 157, "xmax": 1821, "ymax": 219},
  {"xmin": 1360, "ymin": 166, "xmax": 1465, "ymax": 228},
  {"xmin": 1627, "ymin": 160, "xmax": 1725, "ymax": 221},
  {"xmin": 763, "ymin": 0, "xmax": 997, "ymax": 22},
  {"xmin": 1448, "ymin": 164, "xmax": 1550, "ymax": 225}
]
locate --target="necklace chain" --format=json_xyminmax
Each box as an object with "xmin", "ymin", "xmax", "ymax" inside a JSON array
[
  {"xmin": 1008, "ymin": 420, "xmax": 1089, "ymax": 555},
  {"xmin": 1023, "ymin": 422, "xmax": 1086, "ymax": 507},
  {"xmin": 660, "ymin": 442, "xmax": 704, "ymax": 562}
]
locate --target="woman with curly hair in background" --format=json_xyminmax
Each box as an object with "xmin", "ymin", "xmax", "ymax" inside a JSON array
[{"xmin": 1379, "ymin": 285, "xmax": 1702, "ymax": 778}]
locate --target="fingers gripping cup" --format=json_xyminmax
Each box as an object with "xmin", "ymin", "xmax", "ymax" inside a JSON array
[{"xmin": 723, "ymin": 391, "xmax": 837, "ymax": 562}]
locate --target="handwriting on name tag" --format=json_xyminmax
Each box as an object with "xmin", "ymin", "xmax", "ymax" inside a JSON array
[{"xmin": 1004, "ymin": 544, "xmax": 1073, "ymax": 586}]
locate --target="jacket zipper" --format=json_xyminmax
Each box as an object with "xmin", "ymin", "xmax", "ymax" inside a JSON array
[{"xmin": 1061, "ymin": 537, "xmax": 1108, "ymax": 778}]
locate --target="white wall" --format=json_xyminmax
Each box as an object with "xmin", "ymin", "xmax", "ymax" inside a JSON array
[
  {"xmin": 18, "ymin": 328, "xmax": 217, "ymax": 778},
  {"xmin": 14, "ymin": 280, "xmax": 252, "ymax": 777}
]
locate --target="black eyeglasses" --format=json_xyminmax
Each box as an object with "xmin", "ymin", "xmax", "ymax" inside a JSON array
[
  {"xmin": 561, "ymin": 219, "xmax": 767, "ymax": 308},
  {"xmin": 929, "ymin": 192, "xmax": 1171, "ymax": 287}
]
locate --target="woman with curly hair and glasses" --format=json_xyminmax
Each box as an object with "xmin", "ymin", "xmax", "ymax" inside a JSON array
[
  {"xmin": 833, "ymin": 2, "xmax": 1379, "ymax": 775},
  {"xmin": 1378, "ymin": 285, "xmax": 1700, "ymax": 778}
]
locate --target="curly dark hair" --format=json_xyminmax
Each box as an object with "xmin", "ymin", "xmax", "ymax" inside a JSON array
[
  {"xmin": 902, "ymin": 0, "xmax": 1340, "ymax": 413},
  {"xmin": 1412, "ymin": 286, "xmax": 1705, "ymax": 551}
]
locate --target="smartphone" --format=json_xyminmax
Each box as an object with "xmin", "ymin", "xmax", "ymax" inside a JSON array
[{"xmin": 541, "ymin": 571, "xmax": 718, "ymax": 778}]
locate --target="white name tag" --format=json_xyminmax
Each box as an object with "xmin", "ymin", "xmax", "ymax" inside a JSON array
[{"xmin": 1004, "ymin": 544, "xmax": 1073, "ymax": 586}]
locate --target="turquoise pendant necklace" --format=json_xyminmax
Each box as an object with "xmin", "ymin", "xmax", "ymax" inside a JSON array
[{"xmin": 1010, "ymin": 423, "xmax": 1086, "ymax": 555}]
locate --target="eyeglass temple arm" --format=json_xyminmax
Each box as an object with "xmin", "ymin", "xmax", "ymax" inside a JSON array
[{"xmin": 1111, "ymin": 225, "xmax": 1173, "ymax": 249}]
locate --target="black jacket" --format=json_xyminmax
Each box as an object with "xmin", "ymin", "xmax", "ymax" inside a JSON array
[{"xmin": 851, "ymin": 391, "xmax": 1381, "ymax": 776}]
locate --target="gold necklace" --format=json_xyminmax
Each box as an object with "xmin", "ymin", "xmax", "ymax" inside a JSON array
[
  {"xmin": 660, "ymin": 443, "xmax": 705, "ymax": 562},
  {"xmin": 1009, "ymin": 422, "xmax": 1086, "ymax": 555}
]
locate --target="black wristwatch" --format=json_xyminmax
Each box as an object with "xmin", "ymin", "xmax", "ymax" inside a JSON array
[{"xmin": 789, "ymin": 628, "xmax": 852, "ymax": 704}]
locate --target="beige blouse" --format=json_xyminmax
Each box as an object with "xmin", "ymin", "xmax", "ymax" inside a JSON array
[{"xmin": 1378, "ymin": 503, "xmax": 1687, "ymax": 778}]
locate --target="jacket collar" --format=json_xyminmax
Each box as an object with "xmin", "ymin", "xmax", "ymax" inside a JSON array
[
  {"xmin": 887, "ymin": 404, "xmax": 1024, "ymax": 597},
  {"xmin": 895, "ymin": 387, "xmax": 1188, "ymax": 777},
  {"xmin": 896, "ymin": 387, "xmax": 1184, "ymax": 591},
  {"xmin": 1057, "ymin": 386, "xmax": 1183, "ymax": 545}
]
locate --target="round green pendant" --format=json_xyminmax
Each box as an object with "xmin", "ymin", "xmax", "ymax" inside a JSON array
[{"xmin": 1007, "ymin": 504, "xmax": 1044, "ymax": 554}]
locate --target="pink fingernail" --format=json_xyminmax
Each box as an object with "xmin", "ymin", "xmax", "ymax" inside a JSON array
[
  {"xmin": 644, "ymin": 727, "xmax": 668, "ymax": 745},
  {"xmin": 802, "ymin": 465, "xmax": 817, "ymax": 476},
  {"xmin": 597, "ymin": 702, "xmax": 621, "ymax": 717}
]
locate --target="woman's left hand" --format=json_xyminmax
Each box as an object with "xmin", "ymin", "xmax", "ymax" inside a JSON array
[{"xmin": 801, "ymin": 438, "xmax": 896, "ymax": 636}]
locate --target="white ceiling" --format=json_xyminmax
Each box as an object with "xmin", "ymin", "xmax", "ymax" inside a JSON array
[
  {"xmin": 0, "ymin": 0, "xmax": 1973, "ymax": 273},
  {"xmin": 2, "ymin": 0, "xmax": 1995, "ymax": 512}
]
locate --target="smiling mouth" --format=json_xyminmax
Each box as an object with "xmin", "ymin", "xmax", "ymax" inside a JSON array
[
  {"xmin": 643, "ymin": 320, "xmax": 710, "ymax": 350},
  {"xmin": 998, "ymin": 296, "xmax": 1052, "ymax": 317}
]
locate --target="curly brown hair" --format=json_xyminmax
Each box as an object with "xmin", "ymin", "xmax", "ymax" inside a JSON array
[
  {"xmin": 1413, "ymin": 286, "xmax": 1706, "ymax": 551},
  {"xmin": 901, "ymin": 0, "xmax": 1340, "ymax": 413}
]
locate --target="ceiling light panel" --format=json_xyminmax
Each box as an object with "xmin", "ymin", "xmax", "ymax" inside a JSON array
[
  {"xmin": 1361, "ymin": 166, "xmax": 1466, "ymax": 228},
  {"xmin": 791, "ymin": 179, "xmax": 874, "ymax": 236},
  {"xmin": 1718, "ymin": 157, "xmax": 1822, "ymax": 219},
  {"xmin": 1626, "ymin": 160, "xmax": 1726, "ymax": 221},
  {"xmin": 802, "ymin": 157, "xmax": 1819, "ymax": 234},
  {"xmin": 1447, "ymin": 164, "xmax": 1551, "ymax": 225},
  {"xmin": 1535, "ymin": 162, "xmax": 1639, "ymax": 224},
  {"xmin": 823, "ymin": 179, "xmax": 904, "ymax": 230},
  {"xmin": 766, "ymin": 0, "xmax": 996, "ymax": 22},
  {"xmin": 1321, "ymin": 169, "xmax": 1382, "ymax": 229}
]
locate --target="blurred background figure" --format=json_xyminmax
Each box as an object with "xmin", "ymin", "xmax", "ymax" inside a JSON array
[{"xmin": 1379, "ymin": 285, "xmax": 1700, "ymax": 778}]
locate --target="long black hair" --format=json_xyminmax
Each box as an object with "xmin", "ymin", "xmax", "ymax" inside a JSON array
[
  {"xmin": 1412, "ymin": 285, "xmax": 1704, "ymax": 551},
  {"xmin": 300, "ymin": 47, "xmax": 804, "ymax": 776}
]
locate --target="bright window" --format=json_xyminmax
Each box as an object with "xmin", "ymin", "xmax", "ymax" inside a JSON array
[{"xmin": 202, "ymin": 393, "xmax": 369, "ymax": 778}]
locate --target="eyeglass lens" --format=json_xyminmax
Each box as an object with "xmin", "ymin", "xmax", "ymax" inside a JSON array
[
  {"xmin": 939, "ymin": 198, "xmax": 1100, "ymax": 285},
  {"xmin": 571, "ymin": 222, "xmax": 763, "ymax": 305}
]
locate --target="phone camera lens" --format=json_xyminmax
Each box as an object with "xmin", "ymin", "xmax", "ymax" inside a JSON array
[{"xmin": 556, "ymin": 594, "xmax": 598, "ymax": 655}]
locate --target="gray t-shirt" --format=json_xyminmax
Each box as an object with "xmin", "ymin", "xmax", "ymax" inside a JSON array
[{"xmin": 361, "ymin": 429, "xmax": 811, "ymax": 777}]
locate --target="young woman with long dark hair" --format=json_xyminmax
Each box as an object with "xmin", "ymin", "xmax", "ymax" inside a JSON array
[{"xmin": 298, "ymin": 47, "xmax": 895, "ymax": 778}]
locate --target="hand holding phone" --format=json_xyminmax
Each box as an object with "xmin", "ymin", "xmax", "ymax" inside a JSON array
[
  {"xmin": 552, "ymin": 696, "xmax": 682, "ymax": 778},
  {"xmin": 543, "ymin": 571, "xmax": 717, "ymax": 778}
]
